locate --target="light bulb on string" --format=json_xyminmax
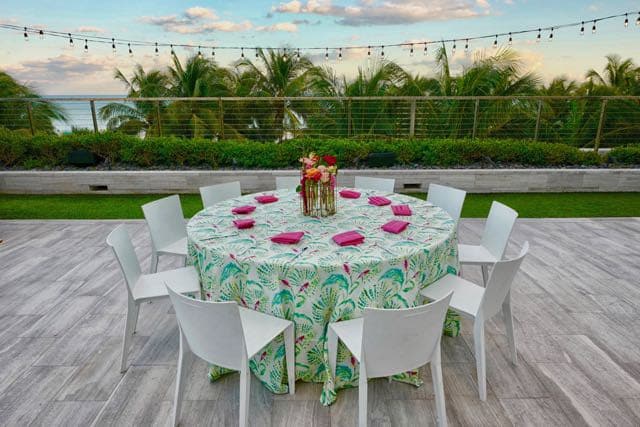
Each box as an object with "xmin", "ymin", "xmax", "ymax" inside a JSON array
[
  {"xmin": 240, "ymin": 47, "xmax": 244, "ymax": 59},
  {"xmin": 338, "ymin": 47, "xmax": 342, "ymax": 60},
  {"xmin": 23, "ymin": 27, "xmax": 28, "ymax": 41},
  {"xmin": 325, "ymin": 47, "xmax": 329, "ymax": 61},
  {"xmin": 549, "ymin": 27, "xmax": 554, "ymax": 41},
  {"xmin": 68, "ymin": 33, "xmax": 74, "ymax": 48},
  {"xmin": 624, "ymin": 13, "xmax": 629, "ymax": 27},
  {"xmin": 452, "ymin": 40, "xmax": 456, "ymax": 54},
  {"xmin": 464, "ymin": 39, "xmax": 469, "ymax": 52},
  {"xmin": 367, "ymin": 45, "xmax": 371, "ymax": 57},
  {"xmin": 255, "ymin": 48, "xmax": 259, "ymax": 58},
  {"xmin": 580, "ymin": 21, "xmax": 585, "ymax": 35},
  {"xmin": 171, "ymin": 44, "xmax": 175, "ymax": 56},
  {"xmin": 38, "ymin": 29, "xmax": 44, "ymax": 40},
  {"xmin": 423, "ymin": 43, "xmax": 427, "ymax": 55},
  {"xmin": 211, "ymin": 47, "xmax": 215, "ymax": 57},
  {"xmin": 154, "ymin": 42, "xmax": 159, "ymax": 56},
  {"xmin": 128, "ymin": 43, "xmax": 133, "ymax": 57},
  {"xmin": 508, "ymin": 32, "xmax": 513, "ymax": 45},
  {"xmin": 493, "ymin": 34, "xmax": 498, "ymax": 48},
  {"xmin": 636, "ymin": 12, "xmax": 640, "ymax": 26},
  {"xmin": 592, "ymin": 20, "xmax": 597, "ymax": 34},
  {"xmin": 297, "ymin": 48, "xmax": 300, "ymax": 59},
  {"xmin": 381, "ymin": 45, "xmax": 385, "ymax": 57},
  {"xmin": 84, "ymin": 39, "xmax": 88, "ymax": 53},
  {"xmin": 198, "ymin": 46, "xmax": 203, "ymax": 58},
  {"xmin": 111, "ymin": 38, "xmax": 116, "ymax": 54},
  {"xmin": 536, "ymin": 28, "xmax": 541, "ymax": 42},
  {"xmin": 283, "ymin": 47, "xmax": 288, "ymax": 60},
  {"xmin": 409, "ymin": 43, "xmax": 414, "ymax": 57}
]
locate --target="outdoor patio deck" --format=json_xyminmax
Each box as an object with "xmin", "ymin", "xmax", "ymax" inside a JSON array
[{"xmin": 0, "ymin": 218, "xmax": 639, "ymax": 426}]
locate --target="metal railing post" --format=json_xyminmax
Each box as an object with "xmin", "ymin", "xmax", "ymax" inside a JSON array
[
  {"xmin": 347, "ymin": 98, "xmax": 352, "ymax": 137},
  {"xmin": 26, "ymin": 102, "xmax": 35, "ymax": 136},
  {"xmin": 472, "ymin": 98, "xmax": 480, "ymax": 139},
  {"xmin": 409, "ymin": 98, "xmax": 416, "ymax": 137},
  {"xmin": 155, "ymin": 101, "xmax": 162, "ymax": 136},
  {"xmin": 534, "ymin": 100, "xmax": 543, "ymax": 141},
  {"xmin": 89, "ymin": 100, "xmax": 99, "ymax": 133},
  {"xmin": 218, "ymin": 98, "xmax": 225, "ymax": 140},
  {"xmin": 594, "ymin": 98, "xmax": 607, "ymax": 152}
]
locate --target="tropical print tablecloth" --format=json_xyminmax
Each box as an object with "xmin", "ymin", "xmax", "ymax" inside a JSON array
[{"xmin": 187, "ymin": 188, "xmax": 459, "ymax": 405}]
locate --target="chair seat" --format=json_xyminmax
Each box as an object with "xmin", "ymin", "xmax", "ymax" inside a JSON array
[
  {"xmin": 239, "ymin": 307, "xmax": 293, "ymax": 359},
  {"xmin": 328, "ymin": 318, "xmax": 363, "ymax": 362},
  {"xmin": 458, "ymin": 244, "xmax": 498, "ymax": 265},
  {"xmin": 421, "ymin": 274, "xmax": 485, "ymax": 318},
  {"xmin": 158, "ymin": 237, "xmax": 188, "ymax": 257},
  {"xmin": 133, "ymin": 266, "xmax": 200, "ymax": 301}
]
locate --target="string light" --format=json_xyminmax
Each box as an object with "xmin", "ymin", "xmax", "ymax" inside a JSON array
[
  {"xmin": 381, "ymin": 45, "xmax": 385, "ymax": 57},
  {"xmin": 68, "ymin": 33, "xmax": 73, "ymax": 48},
  {"xmin": 409, "ymin": 43, "xmax": 414, "ymax": 57},
  {"xmin": 128, "ymin": 43, "xmax": 132, "ymax": 56},
  {"xmin": 255, "ymin": 48, "xmax": 259, "ymax": 58},
  {"xmin": 325, "ymin": 47, "xmax": 329, "ymax": 61},
  {"xmin": 493, "ymin": 34, "xmax": 498, "ymax": 48},
  {"xmin": 38, "ymin": 29, "xmax": 44, "ymax": 39},
  {"xmin": 452, "ymin": 40, "xmax": 456, "ymax": 54},
  {"xmin": 367, "ymin": 45, "xmax": 371, "ymax": 57},
  {"xmin": 198, "ymin": 46, "xmax": 203, "ymax": 58},
  {"xmin": 154, "ymin": 42, "xmax": 159, "ymax": 56},
  {"xmin": 111, "ymin": 38, "xmax": 116, "ymax": 54},
  {"xmin": 549, "ymin": 27, "xmax": 554, "ymax": 41},
  {"xmin": 592, "ymin": 20, "xmax": 597, "ymax": 34},
  {"xmin": 170, "ymin": 44, "xmax": 175, "ymax": 56},
  {"xmin": 464, "ymin": 39, "xmax": 469, "ymax": 52},
  {"xmin": 580, "ymin": 21, "xmax": 585, "ymax": 35},
  {"xmin": 536, "ymin": 28, "xmax": 541, "ymax": 42},
  {"xmin": 423, "ymin": 43, "xmax": 427, "ymax": 55},
  {"xmin": 283, "ymin": 47, "xmax": 288, "ymax": 60},
  {"xmin": 624, "ymin": 13, "xmax": 629, "ymax": 27},
  {"xmin": 637, "ymin": 12, "xmax": 640, "ymax": 25},
  {"xmin": 211, "ymin": 47, "xmax": 215, "ymax": 57},
  {"xmin": 338, "ymin": 47, "xmax": 342, "ymax": 60},
  {"xmin": 297, "ymin": 48, "xmax": 301, "ymax": 59},
  {"xmin": 23, "ymin": 27, "xmax": 28, "ymax": 41},
  {"xmin": 240, "ymin": 47, "xmax": 244, "ymax": 59},
  {"xmin": 508, "ymin": 32, "xmax": 513, "ymax": 45},
  {"xmin": 84, "ymin": 39, "xmax": 88, "ymax": 53}
]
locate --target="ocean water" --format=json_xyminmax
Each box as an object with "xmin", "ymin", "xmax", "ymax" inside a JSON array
[{"xmin": 49, "ymin": 95, "xmax": 127, "ymax": 133}]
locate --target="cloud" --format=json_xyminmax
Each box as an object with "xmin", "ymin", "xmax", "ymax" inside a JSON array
[
  {"xmin": 140, "ymin": 7, "xmax": 252, "ymax": 33},
  {"xmin": 256, "ymin": 22, "xmax": 298, "ymax": 32},
  {"xmin": 184, "ymin": 6, "xmax": 218, "ymax": 20},
  {"xmin": 75, "ymin": 26, "xmax": 106, "ymax": 33},
  {"xmin": 271, "ymin": 0, "xmax": 491, "ymax": 26}
]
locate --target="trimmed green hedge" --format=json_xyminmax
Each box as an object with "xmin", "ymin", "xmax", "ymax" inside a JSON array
[{"xmin": 0, "ymin": 128, "xmax": 635, "ymax": 169}]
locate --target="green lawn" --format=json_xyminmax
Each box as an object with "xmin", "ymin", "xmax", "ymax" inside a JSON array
[{"xmin": 1, "ymin": 192, "xmax": 639, "ymax": 219}]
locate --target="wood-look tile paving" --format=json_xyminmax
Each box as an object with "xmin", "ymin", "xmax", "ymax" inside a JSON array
[{"xmin": 0, "ymin": 218, "xmax": 639, "ymax": 426}]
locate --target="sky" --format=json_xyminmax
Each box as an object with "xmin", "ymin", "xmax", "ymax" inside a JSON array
[{"xmin": 1, "ymin": 0, "xmax": 639, "ymax": 94}]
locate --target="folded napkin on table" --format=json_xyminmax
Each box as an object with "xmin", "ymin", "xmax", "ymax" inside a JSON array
[
  {"xmin": 339, "ymin": 189, "xmax": 361, "ymax": 199},
  {"xmin": 233, "ymin": 219, "xmax": 255, "ymax": 229},
  {"xmin": 231, "ymin": 205, "xmax": 256, "ymax": 214},
  {"xmin": 255, "ymin": 195, "xmax": 279, "ymax": 204},
  {"xmin": 332, "ymin": 230, "xmax": 365, "ymax": 246},
  {"xmin": 271, "ymin": 231, "xmax": 305, "ymax": 244},
  {"xmin": 368, "ymin": 196, "xmax": 392, "ymax": 206},
  {"xmin": 382, "ymin": 220, "xmax": 410, "ymax": 234},
  {"xmin": 391, "ymin": 204, "xmax": 412, "ymax": 216}
]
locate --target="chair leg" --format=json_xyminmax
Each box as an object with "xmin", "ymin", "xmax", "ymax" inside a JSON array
[
  {"xmin": 481, "ymin": 264, "xmax": 489, "ymax": 286},
  {"xmin": 503, "ymin": 293, "xmax": 517, "ymax": 365},
  {"xmin": 358, "ymin": 363, "xmax": 368, "ymax": 427},
  {"xmin": 327, "ymin": 326, "xmax": 338, "ymax": 380},
  {"xmin": 132, "ymin": 303, "xmax": 140, "ymax": 334},
  {"xmin": 473, "ymin": 320, "xmax": 487, "ymax": 401},
  {"xmin": 239, "ymin": 358, "xmax": 251, "ymax": 427},
  {"xmin": 431, "ymin": 344, "xmax": 448, "ymax": 427},
  {"xmin": 172, "ymin": 329, "xmax": 190, "ymax": 427},
  {"xmin": 120, "ymin": 299, "xmax": 138, "ymax": 373},
  {"xmin": 183, "ymin": 255, "xmax": 188, "ymax": 267},
  {"xmin": 150, "ymin": 252, "xmax": 159, "ymax": 273},
  {"xmin": 284, "ymin": 324, "xmax": 296, "ymax": 395}
]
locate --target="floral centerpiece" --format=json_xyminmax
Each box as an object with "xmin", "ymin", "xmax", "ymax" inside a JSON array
[{"xmin": 298, "ymin": 152, "xmax": 337, "ymax": 217}]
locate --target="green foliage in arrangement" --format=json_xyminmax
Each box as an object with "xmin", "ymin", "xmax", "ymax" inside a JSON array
[{"xmin": 1, "ymin": 127, "xmax": 635, "ymax": 169}]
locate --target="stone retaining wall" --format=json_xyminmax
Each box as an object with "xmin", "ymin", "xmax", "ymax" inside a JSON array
[{"xmin": 1, "ymin": 169, "xmax": 638, "ymax": 194}]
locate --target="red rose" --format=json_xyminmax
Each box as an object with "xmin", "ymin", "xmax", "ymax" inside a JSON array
[{"xmin": 322, "ymin": 155, "xmax": 337, "ymax": 166}]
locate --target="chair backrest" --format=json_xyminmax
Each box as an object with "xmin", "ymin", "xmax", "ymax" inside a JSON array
[
  {"xmin": 354, "ymin": 176, "xmax": 395, "ymax": 193},
  {"xmin": 200, "ymin": 181, "xmax": 241, "ymax": 208},
  {"xmin": 106, "ymin": 225, "xmax": 142, "ymax": 298},
  {"xmin": 166, "ymin": 282, "xmax": 246, "ymax": 370},
  {"xmin": 275, "ymin": 176, "xmax": 301, "ymax": 190},
  {"xmin": 481, "ymin": 201, "xmax": 518, "ymax": 260},
  {"xmin": 427, "ymin": 183, "xmax": 467, "ymax": 223},
  {"xmin": 480, "ymin": 242, "xmax": 529, "ymax": 320},
  {"xmin": 141, "ymin": 195, "xmax": 186, "ymax": 252},
  {"xmin": 361, "ymin": 292, "xmax": 453, "ymax": 378}
]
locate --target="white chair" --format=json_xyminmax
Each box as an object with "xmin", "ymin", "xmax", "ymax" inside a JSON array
[
  {"xmin": 141, "ymin": 195, "xmax": 187, "ymax": 273},
  {"xmin": 328, "ymin": 293, "xmax": 453, "ymax": 427},
  {"xmin": 427, "ymin": 183, "xmax": 467, "ymax": 224},
  {"xmin": 354, "ymin": 176, "xmax": 395, "ymax": 193},
  {"xmin": 275, "ymin": 176, "xmax": 300, "ymax": 190},
  {"xmin": 106, "ymin": 225, "xmax": 201, "ymax": 373},
  {"xmin": 199, "ymin": 181, "xmax": 241, "ymax": 208},
  {"xmin": 421, "ymin": 242, "xmax": 529, "ymax": 401},
  {"xmin": 166, "ymin": 283, "xmax": 295, "ymax": 427},
  {"xmin": 459, "ymin": 201, "xmax": 518, "ymax": 285}
]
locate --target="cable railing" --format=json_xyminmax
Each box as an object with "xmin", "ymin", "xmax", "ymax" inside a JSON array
[{"xmin": 1, "ymin": 95, "xmax": 639, "ymax": 149}]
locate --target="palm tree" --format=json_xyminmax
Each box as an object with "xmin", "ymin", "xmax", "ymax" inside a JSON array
[
  {"xmin": 585, "ymin": 55, "xmax": 639, "ymax": 95},
  {"xmin": 0, "ymin": 71, "xmax": 66, "ymax": 133}
]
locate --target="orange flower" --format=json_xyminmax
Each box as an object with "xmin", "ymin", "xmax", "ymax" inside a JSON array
[{"xmin": 305, "ymin": 168, "xmax": 322, "ymax": 181}]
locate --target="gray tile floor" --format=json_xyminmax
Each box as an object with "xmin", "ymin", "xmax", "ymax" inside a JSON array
[{"xmin": 1, "ymin": 218, "xmax": 639, "ymax": 426}]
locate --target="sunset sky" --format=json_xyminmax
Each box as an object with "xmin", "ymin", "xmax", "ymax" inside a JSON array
[{"xmin": 1, "ymin": 0, "xmax": 639, "ymax": 94}]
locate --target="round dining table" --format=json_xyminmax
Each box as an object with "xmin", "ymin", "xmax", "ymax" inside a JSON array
[{"xmin": 187, "ymin": 187, "xmax": 459, "ymax": 405}]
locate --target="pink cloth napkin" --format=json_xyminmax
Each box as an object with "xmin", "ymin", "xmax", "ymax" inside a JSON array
[
  {"xmin": 382, "ymin": 220, "xmax": 410, "ymax": 234},
  {"xmin": 391, "ymin": 204, "xmax": 412, "ymax": 216},
  {"xmin": 231, "ymin": 205, "xmax": 256, "ymax": 215},
  {"xmin": 368, "ymin": 196, "xmax": 392, "ymax": 206},
  {"xmin": 233, "ymin": 219, "xmax": 255, "ymax": 229},
  {"xmin": 255, "ymin": 195, "xmax": 279, "ymax": 204},
  {"xmin": 271, "ymin": 231, "xmax": 305, "ymax": 244},
  {"xmin": 332, "ymin": 230, "xmax": 365, "ymax": 246},
  {"xmin": 339, "ymin": 189, "xmax": 361, "ymax": 199}
]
